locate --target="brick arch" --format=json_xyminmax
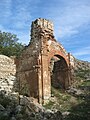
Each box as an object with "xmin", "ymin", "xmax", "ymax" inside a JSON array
[
  {"xmin": 48, "ymin": 50, "xmax": 69, "ymax": 67},
  {"xmin": 47, "ymin": 38, "xmax": 69, "ymax": 66},
  {"xmin": 17, "ymin": 18, "xmax": 72, "ymax": 104},
  {"xmin": 49, "ymin": 53, "xmax": 69, "ymax": 70},
  {"xmin": 49, "ymin": 53, "xmax": 69, "ymax": 90}
]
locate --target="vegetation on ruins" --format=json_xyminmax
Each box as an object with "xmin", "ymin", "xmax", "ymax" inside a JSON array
[
  {"xmin": 44, "ymin": 66, "xmax": 90, "ymax": 120},
  {"xmin": 0, "ymin": 31, "xmax": 25, "ymax": 57}
]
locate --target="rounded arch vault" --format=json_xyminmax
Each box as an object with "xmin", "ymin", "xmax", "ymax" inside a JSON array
[
  {"xmin": 37, "ymin": 37, "xmax": 71, "ymax": 104},
  {"xmin": 49, "ymin": 54, "xmax": 69, "ymax": 90}
]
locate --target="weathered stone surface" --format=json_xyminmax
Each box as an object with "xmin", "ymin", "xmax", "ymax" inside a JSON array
[
  {"xmin": 0, "ymin": 55, "xmax": 16, "ymax": 93},
  {"xmin": 0, "ymin": 91, "xmax": 63, "ymax": 120},
  {"xmin": 0, "ymin": 104, "xmax": 5, "ymax": 111},
  {"xmin": 17, "ymin": 18, "xmax": 73, "ymax": 104},
  {"xmin": 74, "ymin": 59, "xmax": 90, "ymax": 71}
]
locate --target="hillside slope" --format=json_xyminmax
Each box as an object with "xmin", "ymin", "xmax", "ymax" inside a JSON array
[{"xmin": 44, "ymin": 59, "xmax": 90, "ymax": 120}]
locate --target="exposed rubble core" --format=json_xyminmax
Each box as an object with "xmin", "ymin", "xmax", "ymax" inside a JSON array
[
  {"xmin": 16, "ymin": 18, "xmax": 74, "ymax": 104},
  {"xmin": 0, "ymin": 55, "xmax": 16, "ymax": 93}
]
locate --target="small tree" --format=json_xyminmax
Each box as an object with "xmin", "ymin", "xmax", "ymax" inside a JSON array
[{"xmin": 0, "ymin": 31, "xmax": 25, "ymax": 57}]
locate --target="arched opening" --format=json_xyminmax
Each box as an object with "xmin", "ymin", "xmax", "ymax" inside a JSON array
[{"xmin": 49, "ymin": 55, "xmax": 69, "ymax": 95}]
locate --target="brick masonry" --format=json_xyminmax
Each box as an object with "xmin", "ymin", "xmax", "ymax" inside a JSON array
[{"xmin": 16, "ymin": 18, "xmax": 73, "ymax": 104}]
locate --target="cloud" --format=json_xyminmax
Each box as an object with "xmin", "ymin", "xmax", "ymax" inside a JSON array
[
  {"xmin": 73, "ymin": 46, "xmax": 90, "ymax": 57},
  {"xmin": 69, "ymin": 46, "xmax": 90, "ymax": 62},
  {"xmin": 0, "ymin": 0, "xmax": 90, "ymax": 62},
  {"xmin": 0, "ymin": 0, "xmax": 36, "ymax": 44},
  {"xmin": 17, "ymin": 33, "xmax": 30, "ymax": 44},
  {"xmin": 0, "ymin": 24, "xmax": 29, "ymax": 44},
  {"xmin": 0, "ymin": 25, "xmax": 6, "ymax": 31},
  {"xmin": 1, "ymin": 0, "xmax": 90, "ymax": 38},
  {"xmin": 58, "ymin": 27, "xmax": 79, "ymax": 38},
  {"xmin": 0, "ymin": 0, "xmax": 12, "ymax": 19},
  {"xmin": 51, "ymin": 2, "xmax": 90, "ymax": 39},
  {"xmin": 10, "ymin": 3, "xmax": 32, "ymax": 29},
  {"xmin": 10, "ymin": 0, "xmax": 41, "ymax": 29}
]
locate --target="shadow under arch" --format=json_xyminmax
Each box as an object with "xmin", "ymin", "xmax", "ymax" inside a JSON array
[{"xmin": 49, "ymin": 54, "xmax": 70, "ymax": 91}]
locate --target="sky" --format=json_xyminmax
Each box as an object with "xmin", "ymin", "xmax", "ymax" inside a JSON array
[{"xmin": 0, "ymin": 0, "xmax": 90, "ymax": 62}]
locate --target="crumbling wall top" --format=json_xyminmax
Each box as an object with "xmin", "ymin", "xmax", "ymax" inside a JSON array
[{"xmin": 31, "ymin": 18, "xmax": 54, "ymax": 33}]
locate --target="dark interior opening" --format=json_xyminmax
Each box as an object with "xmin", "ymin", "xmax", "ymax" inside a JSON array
[{"xmin": 50, "ymin": 55, "xmax": 69, "ymax": 94}]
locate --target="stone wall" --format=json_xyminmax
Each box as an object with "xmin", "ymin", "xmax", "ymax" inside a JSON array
[
  {"xmin": 0, "ymin": 55, "xmax": 16, "ymax": 93},
  {"xmin": 17, "ymin": 18, "xmax": 72, "ymax": 104},
  {"xmin": 0, "ymin": 18, "xmax": 89, "ymax": 105}
]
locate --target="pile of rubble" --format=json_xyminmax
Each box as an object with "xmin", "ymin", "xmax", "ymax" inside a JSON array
[{"xmin": 0, "ymin": 91, "xmax": 63, "ymax": 120}]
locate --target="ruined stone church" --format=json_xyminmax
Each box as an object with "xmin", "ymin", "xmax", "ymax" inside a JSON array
[{"xmin": 16, "ymin": 18, "xmax": 74, "ymax": 104}]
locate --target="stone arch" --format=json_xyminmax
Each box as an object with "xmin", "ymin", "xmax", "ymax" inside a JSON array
[
  {"xmin": 48, "ymin": 51, "xmax": 69, "ymax": 66},
  {"xmin": 39, "ymin": 40, "xmax": 71, "ymax": 103},
  {"xmin": 49, "ymin": 54, "xmax": 69, "ymax": 91},
  {"xmin": 17, "ymin": 18, "xmax": 72, "ymax": 104}
]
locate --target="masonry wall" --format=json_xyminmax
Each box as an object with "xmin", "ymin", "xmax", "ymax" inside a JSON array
[
  {"xmin": 0, "ymin": 55, "xmax": 16, "ymax": 93},
  {"xmin": 16, "ymin": 41, "xmax": 41, "ymax": 99},
  {"xmin": 17, "ymin": 18, "xmax": 72, "ymax": 104}
]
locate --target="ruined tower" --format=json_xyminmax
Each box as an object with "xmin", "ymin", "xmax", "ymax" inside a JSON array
[{"xmin": 17, "ymin": 18, "xmax": 72, "ymax": 104}]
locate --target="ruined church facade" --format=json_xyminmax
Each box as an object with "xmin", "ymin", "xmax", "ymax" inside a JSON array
[{"xmin": 16, "ymin": 18, "xmax": 74, "ymax": 104}]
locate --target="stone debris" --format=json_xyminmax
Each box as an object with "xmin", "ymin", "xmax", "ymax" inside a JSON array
[
  {"xmin": 0, "ymin": 91, "xmax": 63, "ymax": 120},
  {"xmin": 0, "ymin": 104, "xmax": 5, "ymax": 111}
]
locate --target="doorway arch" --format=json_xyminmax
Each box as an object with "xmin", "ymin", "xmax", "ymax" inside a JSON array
[
  {"xmin": 17, "ymin": 18, "xmax": 72, "ymax": 104},
  {"xmin": 49, "ymin": 54, "xmax": 69, "ymax": 91}
]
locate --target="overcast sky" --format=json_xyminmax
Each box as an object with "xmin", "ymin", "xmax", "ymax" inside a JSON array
[{"xmin": 0, "ymin": 0, "xmax": 90, "ymax": 61}]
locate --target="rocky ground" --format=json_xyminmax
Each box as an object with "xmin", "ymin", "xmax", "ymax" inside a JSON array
[
  {"xmin": 0, "ymin": 55, "xmax": 90, "ymax": 120},
  {"xmin": 0, "ymin": 70, "xmax": 90, "ymax": 120},
  {"xmin": 44, "ymin": 59, "xmax": 90, "ymax": 120},
  {"xmin": 0, "ymin": 91, "xmax": 63, "ymax": 120}
]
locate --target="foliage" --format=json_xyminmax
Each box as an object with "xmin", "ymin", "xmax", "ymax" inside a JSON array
[
  {"xmin": 0, "ymin": 90, "xmax": 18, "ymax": 108},
  {"xmin": 65, "ymin": 95, "xmax": 90, "ymax": 120},
  {"xmin": 15, "ymin": 78, "xmax": 30, "ymax": 97},
  {"xmin": 75, "ymin": 68, "xmax": 90, "ymax": 79},
  {"xmin": 44, "ymin": 87, "xmax": 76, "ymax": 112},
  {"xmin": 0, "ymin": 31, "xmax": 25, "ymax": 57},
  {"xmin": 43, "ymin": 100, "xmax": 55, "ymax": 109},
  {"xmin": 44, "ymin": 66, "xmax": 90, "ymax": 119},
  {"xmin": 80, "ymin": 81, "xmax": 90, "ymax": 86}
]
